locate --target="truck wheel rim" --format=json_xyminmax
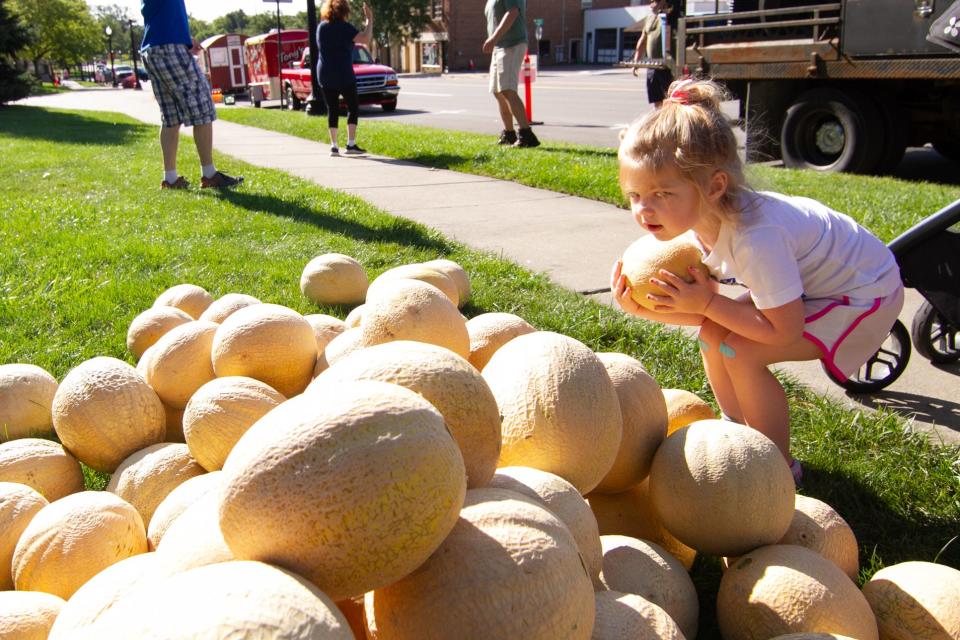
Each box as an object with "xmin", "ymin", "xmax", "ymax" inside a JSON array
[{"xmin": 815, "ymin": 120, "xmax": 845, "ymax": 156}]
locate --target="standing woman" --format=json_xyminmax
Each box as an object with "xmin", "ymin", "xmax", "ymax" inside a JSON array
[{"xmin": 317, "ymin": 0, "xmax": 374, "ymax": 155}]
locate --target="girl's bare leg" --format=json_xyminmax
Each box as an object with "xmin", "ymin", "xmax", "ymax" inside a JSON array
[{"xmin": 698, "ymin": 319, "xmax": 743, "ymax": 422}]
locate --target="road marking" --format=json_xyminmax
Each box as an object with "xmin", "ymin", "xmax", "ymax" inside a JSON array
[
  {"xmin": 610, "ymin": 123, "xmax": 631, "ymax": 130},
  {"xmin": 402, "ymin": 91, "xmax": 453, "ymax": 97},
  {"xmin": 433, "ymin": 109, "xmax": 466, "ymax": 115}
]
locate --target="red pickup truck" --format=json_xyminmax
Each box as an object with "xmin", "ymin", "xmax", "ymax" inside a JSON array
[{"xmin": 280, "ymin": 44, "xmax": 400, "ymax": 112}]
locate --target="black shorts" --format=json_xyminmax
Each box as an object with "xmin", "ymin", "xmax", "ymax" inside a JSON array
[{"xmin": 646, "ymin": 67, "xmax": 673, "ymax": 104}]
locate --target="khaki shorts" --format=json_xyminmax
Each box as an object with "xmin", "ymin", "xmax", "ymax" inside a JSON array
[{"xmin": 489, "ymin": 43, "xmax": 526, "ymax": 94}]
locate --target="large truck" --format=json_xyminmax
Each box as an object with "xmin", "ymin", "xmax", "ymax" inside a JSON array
[{"xmin": 668, "ymin": 0, "xmax": 960, "ymax": 173}]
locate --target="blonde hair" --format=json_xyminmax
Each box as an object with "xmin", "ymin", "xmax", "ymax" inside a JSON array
[
  {"xmin": 618, "ymin": 78, "xmax": 748, "ymax": 220},
  {"xmin": 320, "ymin": 0, "xmax": 350, "ymax": 21}
]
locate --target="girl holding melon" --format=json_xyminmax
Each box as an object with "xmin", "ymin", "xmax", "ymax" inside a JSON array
[{"xmin": 610, "ymin": 78, "xmax": 903, "ymax": 485}]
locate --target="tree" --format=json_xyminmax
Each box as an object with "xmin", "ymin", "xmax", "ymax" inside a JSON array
[
  {"xmin": 189, "ymin": 15, "xmax": 215, "ymax": 42},
  {"xmin": 0, "ymin": 0, "xmax": 33, "ymax": 104},
  {"xmin": 211, "ymin": 10, "xmax": 250, "ymax": 36},
  {"xmin": 350, "ymin": 0, "xmax": 432, "ymax": 48},
  {"xmin": 12, "ymin": 0, "xmax": 102, "ymax": 76},
  {"xmin": 92, "ymin": 3, "xmax": 133, "ymax": 52}
]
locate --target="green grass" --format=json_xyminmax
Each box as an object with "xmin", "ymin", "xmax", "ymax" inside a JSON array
[
  {"xmin": 28, "ymin": 82, "xmax": 72, "ymax": 96},
  {"xmin": 1, "ymin": 106, "xmax": 958, "ymax": 638},
  {"xmin": 216, "ymin": 106, "xmax": 960, "ymax": 242}
]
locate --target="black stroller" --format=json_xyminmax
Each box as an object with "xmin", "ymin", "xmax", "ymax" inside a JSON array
[{"xmin": 825, "ymin": 198, "xmax": 960, "ymax": 393}]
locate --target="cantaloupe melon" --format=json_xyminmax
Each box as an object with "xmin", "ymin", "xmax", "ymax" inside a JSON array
[
  {"xmin": 718, "ymin": 544, "xmax": 879, "ymax": 640},
  {"xmin": 303, "ymin": 313, "xmax": 347, "ymax": 354},
  {"xmin": 0, "ymin": 591, "xmax": 65, "ymax": 640},
  {"xmin": 65, "ymin": 561, "xmax": 353, "ymax": 640},
  {"xmin": 466, "ymin": 312, "xmax": 537, "ymax": 371},
  {"xmin": 300, "ymin": 253, "xmax": 369, "ymax": 306},
  {"xmin": 488, "ymin": 466, "xmax": 603, "ymax": 588},
  {"xmin": 862, "ymin": 561, "xmax": 960, "ymax": 640},
  {"xmin": 0, "ymin": 482, "xmax": 48, "ymax": 590},
  {"xmin": 361, "ymin": 279, "xmax": 470, "ymax": 358},
  {"xmin": 593, "ymin": 590, "xmax": 685, "ymax": 640},
  {"xmin": 586, "ymin": 478, "xmax": 697, "ymax": 570},
  {"xmin": 312, "ymin": 340, "xmax": 500, "ymax": 488},
  {"xmin": 106, "ymin": 443, "xmax": 205, "ymax": 526},
  {"xmin": 161, "ymin": 402, "xmax": 185, "ymax": 443},
  {"xmin": 219, "ymin": 380, "xmax": 466, "ymax": 600},
  {"xmin": 593, "ymin": 352, "xmax": 667, "ymax": 493},
  {"xmin": 367, "ymin": 264, "xmax": 460, "ymax": 307},
  {"xmin": 314, "ymin": 326, "xmax": 365, "ymax": 376},
  {"xmin": 152, "ymin": 283, "xmax": 214, "ymax": 320},
  {"xmin": 599, "ymin": 535, "xmax": 699, "ymax": 638},
  {"xmin": 125, "ymin": 306, "xmax": 193, "ymax": 360},
  {"xmin": 422, "ymin": 258, "xmax": 471, "ymax": 307},
  {"xmin": 198, "ymin": 293, "xmax": 261, "ymax": 323},
  {"xmin": 0, "ymin": 438, "xmax": 84, "ymax": 502},
  {"xmin": 620, "ymin": 233, "xmax": 709, "ymax": 311},
  {"xmin": 777, "ymin": 494, "xmax": 859, "ymax": 580},
  {"xmin": 52, "ymin": 357, "xmax": 165, "ymax": 473},
  {"xmin": 0, "ymin": 364, "xmax": 59, "ymax": 441},
  {"xmin": 139, "ymin": 320, "xmax": 218, "ymax": 410},
  {"xmin": 47, "ymin": 552, "xmax": 180, "ymax": 639},
  {"xmin": 662, "ymin": 388, "xmax": 716, "ymax": 435},
  {"xmin": 364, "ymin": 488, "xmax": 595, "ymax": 639},
  {"xmin": 155, "ymin": 491, "xmax": 234, "ymax": 573},
  {"xmin": 12, "ymin": 491, "xmax": 147, "ymax": 599},
  {"xmin": 343, "ymin": 303, "xmax": 365, "ymax": 328},
  {"xmin": 211, "ymin": 303, "xmax": 317, "ymax": 397},
  {"xmin": 148, "ymin": 470, "xmax": 222, "ymax": 550},
  {"xmin": 481, "ymin": 331, "xmax": 622, "ymax": 494},
  {"xmin": 649, "ymin": 419, "xmax": 794, "ymax": 556},
  {"xmin": 183, "ymin": 376, "xmax": 285, "ymax": 472},
  {"xmin": 769, "ymin": 635, "xmax": 857, "ymax": 640}
]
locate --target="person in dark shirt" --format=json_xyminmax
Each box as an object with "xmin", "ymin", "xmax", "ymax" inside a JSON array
[
  {"xmin": 140, "ymin": 0, "xmax": 242, "ymax": 189},
  {"xmin": 317, "ymin": 0, "xmax": 374, "ymax": 155}
]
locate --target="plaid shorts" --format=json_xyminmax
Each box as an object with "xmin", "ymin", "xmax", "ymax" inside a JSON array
[{"xmin": 141, "ymin": 44, "xmax": 216, "ymax": 128}]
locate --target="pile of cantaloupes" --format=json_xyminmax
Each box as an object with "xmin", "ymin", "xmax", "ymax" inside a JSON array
[{"xmin": 0, "ymin": 252, "xmax": 958, "ymax": 639}]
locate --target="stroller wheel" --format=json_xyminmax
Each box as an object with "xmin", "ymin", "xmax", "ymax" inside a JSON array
[
  {"xmin": 823, "ymin": 320, "xmax": 911, "ymax": 393},
  {"xmin": 911, "ymin": 300, "xmax": 960, "ymax": 364}
]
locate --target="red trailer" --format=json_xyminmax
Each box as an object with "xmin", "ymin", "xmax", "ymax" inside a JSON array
[
  {"xmin": 198, "ymin": 33, "xmax": 249, "ymax": 94},
  {"xmin": 244, "ymin": 29, "xmax": 309, "ymax": 107}
]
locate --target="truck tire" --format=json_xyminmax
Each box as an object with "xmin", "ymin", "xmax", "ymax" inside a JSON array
[
  {"xmin": 381, "ymin": 100, "xmax": 397, "ymax": 112},
  {"xmin": 780, "ymin": 87, "xmax": 883, "ymax": 173},
  {"xmin": 872, "ymin": 93, "xmax": 908, "ymax": 174},
  {"xmin": 285, "ymin": 84, "xmax": 301, "ymax": 111},
  {"xmin": 932, "ymin": 137, "xmax": 960, "ymax": 163}
]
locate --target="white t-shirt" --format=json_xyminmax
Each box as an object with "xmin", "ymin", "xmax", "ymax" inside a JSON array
[{"xmin": 699, "ymin": 191, "xmax": 902, "ymax": 309}]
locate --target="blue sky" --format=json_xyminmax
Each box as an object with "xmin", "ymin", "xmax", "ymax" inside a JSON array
[{"xmin": 87, "ymin": 1, "xmax": 302, "ymax": 24}]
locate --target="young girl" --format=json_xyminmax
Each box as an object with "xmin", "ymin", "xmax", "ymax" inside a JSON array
[{"xmin": 610, "ymin": 79, "xmax": 904, "ymax": 484}]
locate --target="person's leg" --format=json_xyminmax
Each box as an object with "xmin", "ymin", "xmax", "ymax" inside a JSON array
[
  {"xmin": 502, "ymin": 89, "xmax": 529, "ymax": 129},
  {"xmin": 160, "ymin": 125, "xmax": 181, "ymax": 173},
  {"xmin": 494, "ymin": 92, "xmax": 514, "ymax": 130},
  {"xmin": 321, "ymin": 87, "xmax": 340, "ymax": 151},
  {"xmin": 192, "ymin": 123, "xmax": 213, "ymax": 167},
  {"xmin": 719, "ymin": 333, "xmax": 822, "ymax": 460},
  {"xmin": 698, "ymin": 319, "xmax": 743, "ymax": 422},
  {"xmin": 342, "ymin": 85, "xmax": 362, "ymax": 152}
]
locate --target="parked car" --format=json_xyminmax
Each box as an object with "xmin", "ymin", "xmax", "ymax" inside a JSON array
[{"xmin": 281, "ymin": 44, "xmax": 399, "ymax": 112}]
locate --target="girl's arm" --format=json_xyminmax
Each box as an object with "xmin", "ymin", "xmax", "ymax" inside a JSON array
[
  {"xmin": 649, "ymin": 267, "xmax": 806, "ymax": 345},
  {"xmin": 354, "ymin": 3, "xmax": 374, "ymax": 45},
  {"xmin": 611, "ymin": 260, "xmax": 706, "ymax": 327}
]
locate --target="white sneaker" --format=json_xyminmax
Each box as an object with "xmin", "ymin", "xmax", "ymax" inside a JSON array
[{"xmin": 330, "ymin": 146, "xmax": 340, "ymax": 156}]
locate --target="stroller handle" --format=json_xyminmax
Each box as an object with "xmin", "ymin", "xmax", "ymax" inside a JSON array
[{"xmin": 888, "ymin": 197, "xmax": 960, "ymax": 257}]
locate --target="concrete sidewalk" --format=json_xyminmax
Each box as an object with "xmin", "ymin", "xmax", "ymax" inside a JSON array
[{"xmin": 18, "ymin": 89, "xmax": 960, "ymax": 445}]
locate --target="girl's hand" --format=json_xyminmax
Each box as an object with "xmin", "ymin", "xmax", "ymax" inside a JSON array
[
  {"xmin": 363, "ymin": 3, "xmax": 373, "ymax": 19},
  {"xmin": 610, "ymin": 260, "xmax": 642, "ymax": 315},
  {"xmin": 647, "ymin": 266, "xmax": 716, "ymax": 315}
]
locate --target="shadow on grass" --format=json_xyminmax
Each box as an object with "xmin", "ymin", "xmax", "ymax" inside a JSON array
[
  {"xmin": 0, "ymin": 106, "xmax": 145, "ymax": 146},
  {"xmin": 848, "ymin": 388, "xmax": 960, "ymax": 437},
  {"xmin": 802, "ymin": 466, "xmax": 960, "ymax": 569},
  {"xmin": 210, "ymin": 188, "xmax": 454, "ymax": 253}
]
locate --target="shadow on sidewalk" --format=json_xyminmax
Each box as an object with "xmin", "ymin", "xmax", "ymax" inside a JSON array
[
  {"xmin": 209, "ymin": 188, "xmax": 454, "ymax": 253},
  {"xmin": 850, "ymin": 387, "xmax": 960, "ymax": 437},
  {"xmin": 0, "ymin": 106, "xmax": 143, "ymax": 146}
]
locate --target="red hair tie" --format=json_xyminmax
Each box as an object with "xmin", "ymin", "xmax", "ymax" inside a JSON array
[{"xmin": 668, "ymin": 79, "xmax": 695, "ymax": 104}]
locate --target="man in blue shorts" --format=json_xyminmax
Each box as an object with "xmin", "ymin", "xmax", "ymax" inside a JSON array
[{"xmin": 140, "ymin": 0, "xmax": 242, "ymax": 189}]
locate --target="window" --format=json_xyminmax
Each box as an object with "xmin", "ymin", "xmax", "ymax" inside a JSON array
[{"xmin": 430, "ymin": 0, "xmax": 443, "ymax": 18}]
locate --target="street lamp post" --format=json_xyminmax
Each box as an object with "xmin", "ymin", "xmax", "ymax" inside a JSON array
[
  {"xmin": 105, "ymin": 25, "xmax": 117, "ymax": 87},
  {"xmin": 129, "ymin": 20, "xmax": 142, "ymax": 90},
  {"xmin": 304, "ymin": 0, "xmax": 324, "ymax": 116}
]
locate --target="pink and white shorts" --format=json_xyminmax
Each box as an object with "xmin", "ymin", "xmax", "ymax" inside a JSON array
[{"xmin": 802, "ymin": 285, "xmax": 905, "ymax": 379}]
